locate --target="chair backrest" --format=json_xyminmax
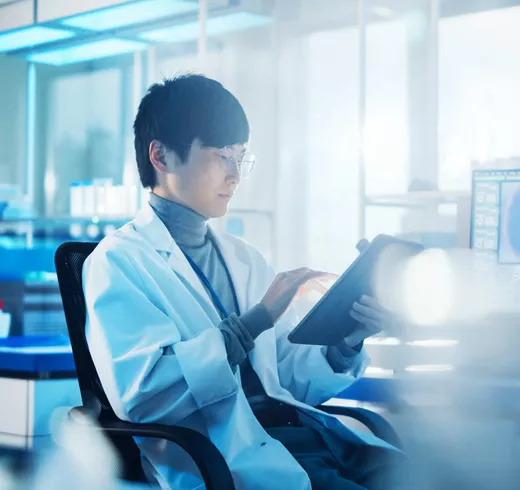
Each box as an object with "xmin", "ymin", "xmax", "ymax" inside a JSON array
[
  {"xmin": 55, "ymin": 241, "xmax": 145, "ymax": 482},
  {"xmin": 54, "ymin": 242, "xmax": 111, "ymax": 410}
]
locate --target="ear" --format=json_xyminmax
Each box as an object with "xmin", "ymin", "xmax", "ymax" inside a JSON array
[{"xmin": 149, "ymin": 140, "xmax": 169, "ymax": 175}]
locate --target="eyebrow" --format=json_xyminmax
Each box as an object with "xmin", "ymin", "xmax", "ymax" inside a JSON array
[{"xmin": 218, "ymin": 146, "xmax": 247, "ymax": 156}]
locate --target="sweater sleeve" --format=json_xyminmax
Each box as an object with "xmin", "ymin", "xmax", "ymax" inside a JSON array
[{"xmin": 219, "ymin": 304, "xmax": 273, "ymax": 367}]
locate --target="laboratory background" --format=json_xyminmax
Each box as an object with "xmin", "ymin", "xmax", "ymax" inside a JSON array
[{"xmin": 1, "ymin": 0, "xmax": 520, "ymax": 488}]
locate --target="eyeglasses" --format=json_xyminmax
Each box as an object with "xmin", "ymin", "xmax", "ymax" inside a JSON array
[{"xmin": 204, "ymin": 146, "xmax": 256, "ymax": 177}]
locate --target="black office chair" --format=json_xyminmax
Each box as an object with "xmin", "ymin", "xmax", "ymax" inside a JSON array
[{"xmin": 55, "ymin": 242, "xmax": 402, "ymax": 489}]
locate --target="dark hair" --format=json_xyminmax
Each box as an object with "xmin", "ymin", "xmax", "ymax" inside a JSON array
[{"xmin": 133, "ymin": 74, "xmax": 250, "ymax": 188}]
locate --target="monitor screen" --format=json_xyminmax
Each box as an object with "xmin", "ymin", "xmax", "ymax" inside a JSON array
[{"xmin": 471, "ymin": 169, "xmax": 520, "ymax": 264}]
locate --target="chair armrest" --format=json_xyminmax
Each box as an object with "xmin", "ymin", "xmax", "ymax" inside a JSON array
[
  {"xmin": 69, "ymin": 407, "xmax": 235, "ymax": 490},
  {"xmin": 317, "ymin": 405, "xmax": 403, "ymax": 450}
]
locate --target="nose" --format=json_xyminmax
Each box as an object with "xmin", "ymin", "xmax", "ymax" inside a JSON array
[{"xmin": 226, "ymin": 160, "xmax": 241, "ymax": 183}]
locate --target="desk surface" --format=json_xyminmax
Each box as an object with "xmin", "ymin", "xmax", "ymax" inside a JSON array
[
  {"xmin": 1, "ymin": 336, "xmax": 518, "ymax": 416},
  {"xmin": 0, "ymin": 336, "xmax": 75, "ymax": 375}
]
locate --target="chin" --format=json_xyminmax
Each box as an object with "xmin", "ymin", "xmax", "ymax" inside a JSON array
[{"xmin": 206, "ymin": 203, "xmax": 229, "ymax": 219}]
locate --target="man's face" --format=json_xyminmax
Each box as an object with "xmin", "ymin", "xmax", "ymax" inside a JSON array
[{"xmin": 162, "ymin": 140, "xmax": 246, "ymax": 218}]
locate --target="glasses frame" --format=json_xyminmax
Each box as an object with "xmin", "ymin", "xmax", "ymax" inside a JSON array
[{"xmin": 202, "ymin": 145, "xmax": 256, "ymax": 177}]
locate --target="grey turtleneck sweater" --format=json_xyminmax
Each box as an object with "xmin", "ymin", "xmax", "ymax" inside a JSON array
[{"xmin": 149, "ymin": 193, "xmax": 360, "ymax": 401}]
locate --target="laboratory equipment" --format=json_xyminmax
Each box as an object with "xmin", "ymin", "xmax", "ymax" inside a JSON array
[
  {"xmin": 0, "ymin": 300, "xmax": 11, "ymax": 338},
  {"xmin": 70, "ymin": 180, "xmax": 137, "ymax": 218},
  {"xmin": 0, "ymin": 275, "xmax": 66, "ymax": 337},
  {"xmin": 0, "ymin": 184, "xmax": 36, "ymax": 220},
  {"xmin": 23, "ymin": 272, "xmax": 67, "ymax": 336},
  {"xmin": 0, "ymin": 280, "xmax": 24, "ymax": 336},
  {"xmin": 0, "ymin": 335, "xmax": 79, "ymax": 436},
  {"xmin": 470, "ymin": 169, "xmax": 520, "ymax": 307},
  {"xmin": 0, "ymin": 246, "xmax": 67, "ymax": 336},
  {"xmin": 69, "ymin": 182, "xmax": 83, "ymax": 217},
  {"xmin": 70, "ymin": 179, "xmax": 112, "ymax": 218},
  {"xmin": 471, "ymin": 169, "xmax": 520, "ymax": 264},
  {"xmin": 82, "ymin": 180, "xmax": 95, "ymax": 217}
]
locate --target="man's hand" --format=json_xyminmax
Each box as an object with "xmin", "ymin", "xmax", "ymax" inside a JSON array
[
  {"xmin": 261, "ymin": 268, "xmax": 337, "ymax": 323},
  {"xmin": 346, "ymin": 295, "xmax": 402, "ymax": 346}
]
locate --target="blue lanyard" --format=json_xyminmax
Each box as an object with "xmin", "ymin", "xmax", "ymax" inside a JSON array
[
  {"xmin": 180, "ymin": 240, "xmax": 240, "ymax": 320},
  {"xmin": 183, "ymin": 253, "xmax": 230, "ymax": 319}
]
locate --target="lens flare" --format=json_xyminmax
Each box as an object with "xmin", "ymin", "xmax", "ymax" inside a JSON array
[{"xmin": 401, "ymin": 249, "xmax": 454, "ymax": 326}]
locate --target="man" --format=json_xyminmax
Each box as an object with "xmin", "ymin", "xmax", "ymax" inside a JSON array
[{"xmin": 83, "ymin": 74, "xmax": 402, "ymax": 490}]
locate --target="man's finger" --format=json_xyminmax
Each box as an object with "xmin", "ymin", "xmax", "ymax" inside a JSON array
[
  {"xmin": 359, "ymin": 295, "xmax": 384, "ymax": 310},
  {"xmin": 298, "ymin": 279, "xmax": 329, "ymax": 295},
  {"xmin": 359, "ymin": 296, "xmax": 404, "ymax": 331},
  {"xmin": 304, "ymin": 270, "xmax": 338, "ymax": 280},
  {"xmin": 287, "ymin": 268, "xmax": 338, "ymax": 283},
  {"xmin": 292, "ymin": 270, "xmax": 334, "ymax": 287},
  {"xmin": 352, "ymin": 301, "xmax": 384, "ymax": 322},
  {"xmin": 350, "ymin": 310, "xmax": 382, "ymax": 334}
]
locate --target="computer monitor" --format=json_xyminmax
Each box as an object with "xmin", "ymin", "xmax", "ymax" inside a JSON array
[{"xmin": 471, "ymin": 169, "xmax": 520, "ymax": 264}]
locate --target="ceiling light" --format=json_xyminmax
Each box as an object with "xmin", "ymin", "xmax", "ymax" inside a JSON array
[
  {"xmin": 59, "ymin": 0, "xmax": 198, "ymax": 32},
  {"xmin": 0, "ymin": 25, "xmax": 74, "ymax": 53},
  {"xmin": 26, "ymin": 38, "xmax": 147, "ymax": 66},
  {"xmin": 139, "ymin": 12, "xmax": 271, "ymax": 43}
]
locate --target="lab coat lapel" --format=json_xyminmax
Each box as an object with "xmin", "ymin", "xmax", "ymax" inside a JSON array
[
  {"xmin": 211, "ymin": 229, "xmax": 281, "ymax": 390},
  {"xmin": 210, "ymin": 228, "xmax": 251, "ymax": 315},
  {"xmin": 133, "ymin": 204, "xmax": 220, "ymax": 318}
]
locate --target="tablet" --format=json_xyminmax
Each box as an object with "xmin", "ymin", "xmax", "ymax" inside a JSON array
[{"xmin": 288, "ymin": 234, "xmax": 424, "ymax": 346}]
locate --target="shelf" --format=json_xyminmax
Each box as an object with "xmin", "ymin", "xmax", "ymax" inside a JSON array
[
  {"xmin": 0, "ymin": 217, "xmax": 132, "ymax": 235},
  {"xmin": 366, "ymin": 190, "xmax": 470, "ymax": 208},
  {"xmin": 0, "ymin": 216, "xmax": 131, "ymax": 226}
]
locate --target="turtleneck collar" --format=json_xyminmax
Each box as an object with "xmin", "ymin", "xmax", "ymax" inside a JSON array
[{"xmin": 149, "ymin": 192, "xmax": 209, "ymax": 248}]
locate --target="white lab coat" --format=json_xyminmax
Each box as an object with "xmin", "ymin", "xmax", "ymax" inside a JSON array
[{"xmin": 83, "ymin": 204, "xmax": 397, "ymax": 490}]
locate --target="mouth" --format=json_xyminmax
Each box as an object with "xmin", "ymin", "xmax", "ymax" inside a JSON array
[{"xmin": 218, "ymin": 194, "xmax": 233, "ymax": 200}]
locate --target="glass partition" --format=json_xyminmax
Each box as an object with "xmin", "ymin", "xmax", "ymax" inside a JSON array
[
  {"xmin": 363, "ymin": 0, "xmax": 438, "ymax": 243},
  {"xmin": 36, "ymin": 59, "xmax": 130, "ymax": 218},
  {"xmin": 304, "ymin": 23, "xmax": 360, "ymax": 272},
  {"xmin": 439, "ymin": 2, "xmax": 520, "ymax": 191},
  {"xmin": 0, "ymin": 56, "xmax": 27, "ymax": 195}
]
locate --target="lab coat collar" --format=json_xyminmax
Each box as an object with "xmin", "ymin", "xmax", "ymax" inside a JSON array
[
  {"xmin": 133, "ymin": 202, "xmax": 175, "ymax": 253},
  {"xmin": 133, "ymin": 204, "xmax": 215, "ymax": 313},
  {"xmin": 132, "ymin": 203, "xmax": 251, "ymax": 318}
]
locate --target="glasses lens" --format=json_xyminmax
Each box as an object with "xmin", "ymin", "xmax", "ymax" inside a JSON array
[{"xmin": 239, "ymin": 152, "xmax": 255, "ymax": 175}]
